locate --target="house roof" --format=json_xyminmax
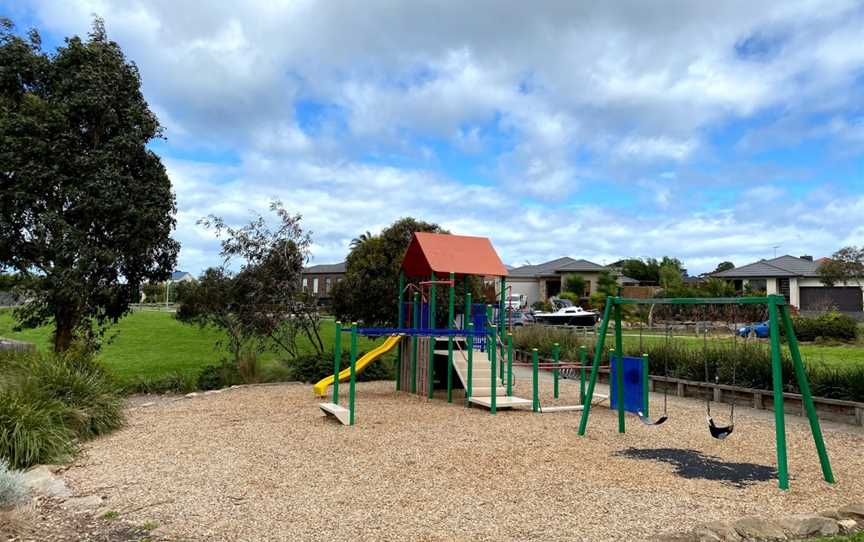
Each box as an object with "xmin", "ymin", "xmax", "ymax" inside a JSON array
[
  {"xmin": 509, "ymin": 257, "xmax": 607, "ymax": 278},
  {"xmin": 303, "ymin": 262, "xmax": 347, "ymax": 274},
  {"xmin": 712, "ymin": 255, "xmax": 821, "ymax": 279},
  {"xmin": 401, "ymin": 232, "xmax": 507, "ymax": 278}
]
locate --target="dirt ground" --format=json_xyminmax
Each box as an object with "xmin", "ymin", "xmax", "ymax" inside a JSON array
[{"xmin": 57, "ymin": 374, "xmax": 864, "ymax": 542}]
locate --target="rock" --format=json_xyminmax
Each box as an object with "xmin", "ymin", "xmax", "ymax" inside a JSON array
[
  {"xmin": 139, "ymin": 401, "xmax": 156, "ymax": 407},
  {"xmin": 734, "ymin": 517, "xmax": 787, "ymax": 540},
  {"xmin": 839, "ymin": 503, "xmax": 864, "ymax": 521},
  {"xmin": 838, "ymin": 519, "xmax": 859, "ymax": 533},
  {"xmin": 204, "ymin": 389, "xmax": 223, "ymax": 395},
  {"xmin": 184, "ymin": 392, "xmax": 199, "ymax": 398},
  {"xmin": 692, "ymin": 528, "xmax": 721, "ymax": 542},
  {"xmin": 60, "ymin": 495, "xmax": 104, "ymax": 512},
  {"xmin": 649, "ymin": 534, "xmax": 698, "ymax": 542},
  {"xmin": 696, "ymin": 521, "xmax": 742, "ymax": 542},
  {"xmin": 21, "ymin": 466, "xmax": 71, "ymax": 499},
  {"xmin": 779, "ymin": 514, "xmax": 838, "ymax": 537},
  {"xmin": 818, "ymin": 509, "xmax": 841, "ymax": 519}
]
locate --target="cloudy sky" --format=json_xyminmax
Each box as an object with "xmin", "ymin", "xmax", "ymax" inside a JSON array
[{"xmin": 6, "ymin": 1, "xmax": 864, "ymax": 274}]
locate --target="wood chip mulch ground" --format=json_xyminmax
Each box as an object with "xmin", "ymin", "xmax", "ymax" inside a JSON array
[{"xmin": 55, "ymin": 374, "xmax": 864, "ymax": 542}]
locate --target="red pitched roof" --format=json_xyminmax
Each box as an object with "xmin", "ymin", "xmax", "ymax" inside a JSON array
[{"xmin": 401, "ymin": 232, "xmax": 508, "ymax": 278}]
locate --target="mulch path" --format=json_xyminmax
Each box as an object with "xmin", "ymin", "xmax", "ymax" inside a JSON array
[{"xmin": 54, "ymin": 376, "xmax": 864, "ymax": 541}]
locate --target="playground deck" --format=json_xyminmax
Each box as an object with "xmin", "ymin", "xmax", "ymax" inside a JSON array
[{"xmin": 62, "ymin": 376, "xmax": 864, "ymax": 542}]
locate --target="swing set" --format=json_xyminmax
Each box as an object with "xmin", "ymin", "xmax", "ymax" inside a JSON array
[{"xmin": 577, "ymin": 294, "xmax": 835, "ymax": 491}]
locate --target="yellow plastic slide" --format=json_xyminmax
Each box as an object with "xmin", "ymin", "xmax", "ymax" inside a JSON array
[{"xmin": 313, "ymin": 334, "xmax": 403, "ymax": 397}]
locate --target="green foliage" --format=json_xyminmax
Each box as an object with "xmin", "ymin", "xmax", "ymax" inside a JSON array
[
  {"xmin": 713, "ymin": 261, "xmax": 735, "ymax": 273},
  {"xmin": 196, "ymin": 362, "xmax": 242, "ymax": 391},
  {"xmin": 0, "ymin": 348, "xmax": 124, "ymax": 468},
  {"xmin": 618, "ymin": 257, "xmax": 684, "ymax": 284},
  {"xmin": 285, "ymin": 350, "xmax": 394, "ymax": 384},
  {"xmin": 511, "ymin": 327, "xmax": 864, "ymax": 402},
  {"xmin": 332, "ymin": 218, "xmax": 443, "ymax": 325},
  {"xmin": 0, "ymin": 18, "xmax": 179, "ymax": 352},
  {"xmin": 0, "ymin": 458, "xmax": 27, "ymax": 507},
  {"xmin": 791, "ymin": 312, "xmax": 859, "ymax": 342},
  {"xmin": 558, "ymin": 292, "xmax": 582, "ymax": 304},
  {"xmin": 121, "ymin": 372, "xmax": 199, "ymax": 395},
  {"xmin": 178, "ymin": 200, "xmax": 323, "ymax": 371},
  {"xmin": 563, "ymin": 275, "xmax": 587, "ymax": 296},
  {"xmin": 818, "ymin": 245, "xmax": 864, "ymax": 287},
  {"xmin": 0, "ymin": 387, "xmax": 75, "ymax": 469}
]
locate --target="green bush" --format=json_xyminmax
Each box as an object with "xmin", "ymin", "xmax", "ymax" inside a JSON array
[
  {"xmin": 0, "ymin": 459, "xmax": 27, "ymax": 507},
  {"xmin": 285, "ymin": 350, "xmax": 394, "ymax": 383},
  {"xmin": 511, "ymin": 326, "xmax": 864, "ymax": 402},
  {"xmin": 791, "ymin": 312, "xmax": 858, "ymax": 342},
  {"xmin": 197, "ymin": 362, "xmax": 243, "ymax": 391},
  {"xmin": 121, "ymin": 372, "xmax": 198, "ymax": 395},
  {"xmin": 0, "ymin": 349, "xmax": 124, "ymax": 469}
]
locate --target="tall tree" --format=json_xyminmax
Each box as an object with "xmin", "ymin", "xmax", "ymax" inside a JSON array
[
  {"xmin": 819, "ymin": 246, "xmax": 864, "ymax": 287},
  {"xmin": 332, "ymin": 217, "xmax": 482, "ymax": 325},
  {"xmin": 0, "ymin": 19, "xmax": 179, "ymax": 351},
  {"xmin": 713, "ymin": 261, "xmax": 735, "ymax": 273}
]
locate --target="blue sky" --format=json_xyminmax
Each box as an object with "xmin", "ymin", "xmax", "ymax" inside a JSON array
[{"xmin": 4, "ymin": 1, "xmax": 863, "ymax": 274}]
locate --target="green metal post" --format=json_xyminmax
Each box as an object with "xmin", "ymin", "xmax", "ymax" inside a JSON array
[
  {"xmin": 577, "ymin": 298, "xmax": 614, "ymax": 436},
  {"xmin": 332, "ymin": 321, "xmax": 342, "ymax": 404},
  {"xmin": 615, "ymin": 301, "xmax": 625, "ymax": 434},
  {"xmin": 499, "ymin": 276, "xmax": 506, "ymax": 379},
  {"xmin": 397, "ymin": 271, "xmax": 404, "ymax": 391},
  {"xmin": 429, "ymin": 272, "xmax": 437, "ymax": 399},
  {"xmin": 348, "ymin": 323, "xmax": 358, "ymax": 426},
  {"xmin": 465, "ymin": 292, "xmax": 473, "ymax": 401},
  {"xmin": 532, "ymin": 348, "xmax": 539, "ymax": 412},
  {"xmin": 780, "ymin": 303, "xmax": 834, "ymax": 484},
  {"xmin": 767, "ymin": 298, "xmax": 790, "ymax": 490},
  {"xmin": 642, "ymin": 353, "xmax": 650, "ymax": 415},
  {"xmin": 447, "ymin": 272, "xmax": 455, "ymax": 403},
  {"xmin": 489, "ymin": 324, "xmax": 497, "ymax": 414},
  {"xmin": 553, "ymin": 343, "xmax": 560, "ymax": 399},
  {"xmin": 411, "ymin": 291, "xmax": 419, "ymax": 394},
  {"xmin": 579, "ymin": 346, "xmax": 587, "ymax": 405},
  {"xmin": 467, "ymin": 322, "xmax": 474, "ymax": 403},
  {"xmin": 506, "ymin": 333, "xmax": 513, "ymax": 396}
]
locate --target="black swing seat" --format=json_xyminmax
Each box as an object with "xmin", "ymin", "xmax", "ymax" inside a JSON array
[
  {"xmin": 637, "ymin": 412, "xmax": 668, "ymax": 426},
  {"xmin": 707, "ymin": 416, "xmax": 734, "ymax": 439}
]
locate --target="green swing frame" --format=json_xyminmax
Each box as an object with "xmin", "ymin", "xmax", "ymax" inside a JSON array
[{"xmin": 577, "ymin": 294, "xmax": 834, "ymax": 490}]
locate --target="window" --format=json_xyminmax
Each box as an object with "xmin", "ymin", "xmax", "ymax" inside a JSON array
[
  {"xmin": 302, "ymin": 278, "xmax": 308, "ymax": 291},
  {"xmin": 313, "ymin": 278, "xmax": 319, "ymax": 294},
  {"xmin": 325, "ymin": 278, "xmax": 332, "ymax": 292}
]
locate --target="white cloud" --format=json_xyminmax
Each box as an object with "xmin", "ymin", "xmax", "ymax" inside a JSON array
[{"xmin": 15, "ymin": 0, "xmax": 864, "ymax": 274}]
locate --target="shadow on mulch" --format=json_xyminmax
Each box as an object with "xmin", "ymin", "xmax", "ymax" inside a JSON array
[{"xmin": 616, "ymin": 447, "xmax": 777, "ymax": 488}]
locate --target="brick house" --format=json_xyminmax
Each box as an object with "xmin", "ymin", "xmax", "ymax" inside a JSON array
[{"xmin": 301, "ymin": 262, "xmax": 346, "ymax": 306}]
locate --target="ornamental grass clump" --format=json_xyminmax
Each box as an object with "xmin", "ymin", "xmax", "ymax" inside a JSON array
[{"xmin": 0, "ymin": 348, "xmax": 124, "ymax": 469}]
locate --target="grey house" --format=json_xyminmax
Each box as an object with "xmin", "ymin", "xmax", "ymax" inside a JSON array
[
  {"xmin": 712, "ymin": 255, "xmax": 863, "ymax": 313},
  {"xmin": 508, "ymin": 257, "xmax": 612, "ymax": 307}
]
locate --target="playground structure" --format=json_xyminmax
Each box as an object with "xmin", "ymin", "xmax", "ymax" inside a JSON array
[
  {"xmin": 576, "ymin": 294, "xmax": 835, "ymax": 491},
  {"xmin": 313, "ymin": 233, "xmax": 835, "ymax": 491},
  {"xmin": 315, "ymin": 232, "xmax": 534, "ymax": 420}
]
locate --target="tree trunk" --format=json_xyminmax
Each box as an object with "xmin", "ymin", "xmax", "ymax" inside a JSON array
[{"xmin": 53, "ymin": 308, "xmax": 78, "ymax": 352}]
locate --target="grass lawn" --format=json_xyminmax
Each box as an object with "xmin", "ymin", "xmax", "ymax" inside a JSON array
[{"xmin": 0, "ymin": 309, "xmax": 388, "ymax": 388}]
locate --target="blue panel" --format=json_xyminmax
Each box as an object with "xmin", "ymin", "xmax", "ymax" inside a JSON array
[{"xmin": 609, "ymin": 356, "xmax": 646, "ymax": 414}]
